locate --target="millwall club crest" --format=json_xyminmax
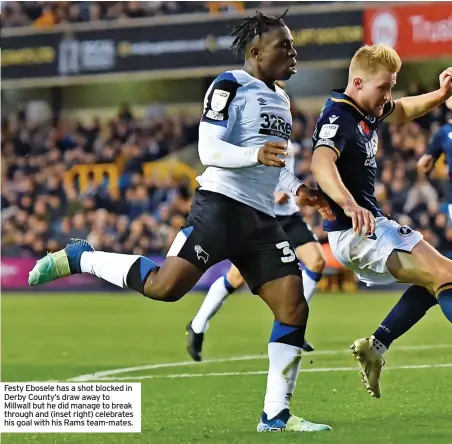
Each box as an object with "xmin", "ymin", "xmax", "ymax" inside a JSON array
[
  {"xmin": 397, "ymin": 226, "xmax": 413, "ymax": 237},
  {"xmin": 211, "ymin": 89, "xmax": 230, "ymax": 112}
]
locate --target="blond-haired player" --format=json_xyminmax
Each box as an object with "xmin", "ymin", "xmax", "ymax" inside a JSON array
[{"xmin": 310, "ymin": 45, "xmax": 452, "ymax": 398}]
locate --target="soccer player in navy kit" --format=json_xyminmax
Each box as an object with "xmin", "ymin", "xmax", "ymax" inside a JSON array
[
  {"xmin": 29, "ymin": 11, "xmax": 333, "ymax": 432},
  {"xmin": 418, "ymin": 96, "xmax": 452, "ymax": 220},
  {"xmin": 310, "ymin": 44, "xmax": 452, "ymax": 399}
]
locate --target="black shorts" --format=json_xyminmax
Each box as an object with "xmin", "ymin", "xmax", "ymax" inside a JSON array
[
  {"xmin": 276, "ymin": 213, "xmax": 318, "ymax": 249},
  {"xmin": 169, "ymin": 189, "xmax": 301, "ymax": 294}
]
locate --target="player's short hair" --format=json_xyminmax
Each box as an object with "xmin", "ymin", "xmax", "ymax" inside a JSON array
[
  {"xmin": 350, "ymin": 45, "xmax": 402, "ymax": 77},
  {"xmin": 230, "ymin": 9, "xmax": 288, "ymax": 60}
]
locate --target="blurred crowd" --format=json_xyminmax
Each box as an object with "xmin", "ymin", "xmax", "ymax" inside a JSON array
[
  {"xmin": 1, "ymin": 104, "xmax": 198, "ymax": 258},
  {"xmin": 2, "ymin": 85, "xmax": 452, "ymax": 260},
  {"xmin": 1, "ymin": 1, "xmax": 316, "ymax": 27},
  {"xmin": 291, "ymin": 86, "xmax": 452, "ymax": 259}
]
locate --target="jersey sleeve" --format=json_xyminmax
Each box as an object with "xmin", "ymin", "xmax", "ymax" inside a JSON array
[
  {"xmin": 379, "ymin": 100, "xmax": 396, "ymax": 122},
  {"xmin": 312, "ymin": 109, "xmax": 353, "ymax": 158},
  {"xmin": 201, "ymin": 72, "xmax": 243, "ymax": 130},
  {"xmin": 198, "ymin": 72, "xmax": 260, "ymax": 168},
  {"xmin": 427, "ymin": 127, "xmax": 445, "ymax": 161}
]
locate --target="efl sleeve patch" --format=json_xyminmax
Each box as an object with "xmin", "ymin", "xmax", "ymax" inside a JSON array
[
  {"xmin": 312, "ymin": 111, "xmax": 351, "ymax": 157},
  {"xmin": 319, "ymin": 124, "xmax": 339, "ymax": 139},
  {"xmin": 202, "ymin": 79, "xmax": 241, "ymax": 124},
  {"xmin": 210, "ymin": 89, "xmax": 230, "ymax": 112}
]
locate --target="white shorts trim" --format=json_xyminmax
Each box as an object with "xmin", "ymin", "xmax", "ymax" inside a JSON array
[{"xmin": 328, "ymin": 217, "xmax": 423, "ymax": 286}]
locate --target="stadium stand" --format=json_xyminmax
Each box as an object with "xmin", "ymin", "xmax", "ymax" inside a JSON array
[
  {"xmin": 1, "ymin": 1, "xmax": 328, "ymax": 27},
  {"xmin": 2, "ymin": 81, "xmax": 451, "ymax": 260}
]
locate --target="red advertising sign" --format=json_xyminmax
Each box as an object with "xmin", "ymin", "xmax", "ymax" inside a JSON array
[{"xmin": 364, "ymin": 3, "xmax": 452, "ymax": 59}]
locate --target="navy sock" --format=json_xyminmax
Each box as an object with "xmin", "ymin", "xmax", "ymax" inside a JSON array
[
  {"xmin": 437, "ymin": 283, "xmax": 452, "ymax": 322},
  {"xmin": 126, "ymin": 257, "xmax": 159, "ymax": 295},
  {"xmin": 373, "ymin": 285, "xmax": 437, "ymax": 348},
  {"xmin": 270, "ymin": 320, "xmax": 306, "ymax": 347},
  {"xmin": 223, "ymin": 275, "xmax": 237, "ymax": 294}
]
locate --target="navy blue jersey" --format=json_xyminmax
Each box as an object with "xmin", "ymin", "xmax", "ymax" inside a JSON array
[
  {"xmin": 427, "ymin": 120, "xmax": 452, "ymax": 191},
  {"xmin": 312, "ymin": 90, "xmax": 395, "ymax": 231}
]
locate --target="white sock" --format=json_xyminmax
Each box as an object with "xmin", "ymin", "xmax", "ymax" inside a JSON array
[
  {"xmin": 302, "ymin": 268, "xmax": 321, "ymax": 304},
  {"xmin": 80, "ymin": 251, "xmax": 141, "ymax": 288},
  {"xmin": 371, "ymin": 336, "xmax": 388, "ymax": 356},
  {"xmin": 191, "ymin": 276, "xmax": 232, "ymax": 334},
  {"xmin": 264, "ymin": 342, "xmax": 303, "ymax": 419}
]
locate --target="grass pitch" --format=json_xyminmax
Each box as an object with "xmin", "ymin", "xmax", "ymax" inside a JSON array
[{"xmin": 1, "ymin": 291, "xmax": 451, "ymax": 443}]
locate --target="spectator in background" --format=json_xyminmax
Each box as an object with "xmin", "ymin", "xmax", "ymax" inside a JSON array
[
  {"xmin": 1, "ymin": 102, "xmax": 196, "ymax": 258},
  {"xmin": 2, "ymin": 89, "xmax": 451, "ymax": 260},
  {"xmin": 2, "ymin": 1, "xmax": 315, "ymax": 28}
]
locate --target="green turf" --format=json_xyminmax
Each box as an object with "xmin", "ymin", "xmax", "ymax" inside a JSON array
[{"xmin": 1, "ymin": 291, "xmax": 451, "ymax": 443}]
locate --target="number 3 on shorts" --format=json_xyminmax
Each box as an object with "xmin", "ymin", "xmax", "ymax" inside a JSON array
[{"xmin": 276, "ymin": 241, "xmax": 296, "ymax": 263}]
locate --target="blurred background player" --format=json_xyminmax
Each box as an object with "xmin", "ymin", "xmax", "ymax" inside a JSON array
[
  {"xmin": 186, "ymin": 125, "xmax": 325, "ymax": 361},
  {"xmin": 417, "ymin": 96, "xmax": 452, "ymax": 220},
  {"xmin": 28, "ymin": 10, "xmax": 334, "ymax": 433},
  {"xmin": 311, "ymin": 44, "xmax": 452, "ymax": 399}
]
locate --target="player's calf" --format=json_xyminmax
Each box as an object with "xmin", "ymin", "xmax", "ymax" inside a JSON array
[
  {"xmin": 29, "ymin": 239, "xmax": 203, "ymax": 303},
  {"xmin": 386, "ymin": 240, "xmax": 452, "ymax": 322},
  {"xmin": 257, "ymin": 276, "xmax": 310, "ymax": 418},
  {"xmin": 132, "ymin": 257, "xmax": 202, "ymax": 302}
]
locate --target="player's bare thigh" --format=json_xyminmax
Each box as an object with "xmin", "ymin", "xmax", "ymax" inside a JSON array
[
  {"xmin": 295, "ymin": 242, "xmax": 326, "ymax": 273},
  {"xmin": 226, "ymin": 264, "xmax": 246, "ymax": 289},
  {"xmin": 386, "ymin": 239, "xmax": 452, "ymax": 294}
]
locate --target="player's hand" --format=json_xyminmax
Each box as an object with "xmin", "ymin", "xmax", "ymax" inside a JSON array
[
  {"xmin": 439, "ymin": 68, "xmax": 452, "ymax": 99},
  {"xmin": 274, "ymin": 191, "xmax": 289, "ymax": 205},
  {"xmin": 296, "ymin": 185, "xmax": 335, "ymax": 221},
  {"xmin": 342, "ymin": 202, "xmax": 376, "ymax": 236},
  {"xmin": 258, "ymin": 142, "xmax": 287, "ymax": 167},
  {"xmin": 417, "ymin": 154, "xmax": 435, "ymax": 175}
]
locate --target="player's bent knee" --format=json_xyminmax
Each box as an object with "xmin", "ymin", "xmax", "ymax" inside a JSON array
[
  {"xmin": 308, "ymin": 255, "xmax": 326, "ymax": 273},
  {"xmin": 296, "ymin": 244, "xmax": 326, "ymax": 273},
  {"xmin": 226, "ymin": 267, "xmax": 245, "ymax": 289}
]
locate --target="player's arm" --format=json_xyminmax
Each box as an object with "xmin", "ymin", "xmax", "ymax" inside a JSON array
[
  {"xmin": 277, "ymin": 167, "xmax": 334, "ymax": 221},
  {"xmin": 311, "ymin": 148, "xmax": 355, "ymax": 208},
  {"xmin": 310, "ymin": 117, "xmax": 376, "ymax": 234},
  {"xmin": 311, "ymin": 147, "xmax": 375, "ymax": 234},
  {"xmin": 417, "ymin": 128, "xmax": 445, "ymax": 175},
  {"xmin": 385, "ymin": 68, "xmax": 452, "ymax": 124},
  {"xmin": 198, "ymin": 78, "xmax": 261, "ymax": 168}
]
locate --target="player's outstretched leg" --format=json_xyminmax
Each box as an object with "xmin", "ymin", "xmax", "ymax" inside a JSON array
[
  {"xmin": 186, "ymin": 265, "xmax": 245, "ymax": 361},
  {"xmin": 256, "ymin": 276, "xmax": 331, "ymax": 432},
  {"xmin": 28, "ymin": 238, "xmax": 203, "ymax": 302},
  {"xmin": 350, "ymin": 285, "xmax": 437, "ymax": 398},
  {"xmin": 351, "ymin": 240, "xmax": 452, "ymax": 398}
]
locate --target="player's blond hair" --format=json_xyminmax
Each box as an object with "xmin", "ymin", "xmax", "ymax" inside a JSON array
[{"xmin": 349, "ymin": 45, "xmax": 402, "ymax": 79}]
